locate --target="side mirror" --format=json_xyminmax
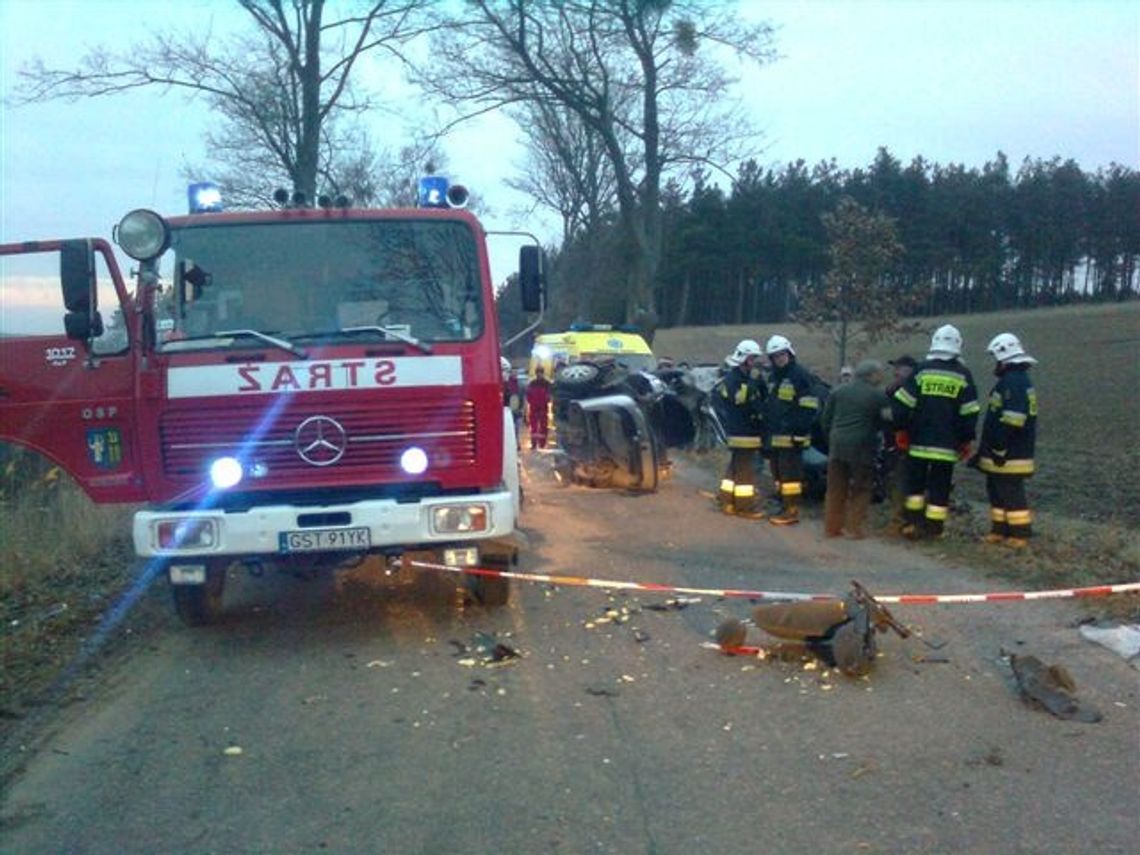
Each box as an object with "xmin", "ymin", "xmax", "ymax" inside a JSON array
[
  {"xmin": 60, "ymin": 240, "xmax": 95, "ymax": 313},
  {"xmin": 519, "ymin": 245, "xmax": 544, "ymax": 313},
  {"xmin": 64, "ymin": 310, "xmax": 104, "ymax": 341}
]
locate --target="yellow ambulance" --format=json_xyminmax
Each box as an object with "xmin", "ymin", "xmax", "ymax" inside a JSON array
[{"xmin": 528, "ymin": 324, "xmax": 656, "ymax": 380}]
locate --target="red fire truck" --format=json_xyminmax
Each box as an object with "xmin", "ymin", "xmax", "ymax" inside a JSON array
[{"xmin": 0, "ymin": 180, "xmax": 543, "ymax": 624}]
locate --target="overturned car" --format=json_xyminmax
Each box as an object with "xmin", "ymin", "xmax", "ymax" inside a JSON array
[
  {"xmin": 549, "ymin": 359, "xmax": 718, "ymax": 491},
  {"xmin": 549, "ymin": 358, "xmax": 834, "ymax": 498}
]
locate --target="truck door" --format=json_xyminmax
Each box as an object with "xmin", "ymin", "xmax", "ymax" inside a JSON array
[{"xmin": 0, "ymin": 239, "xmax": 146, "ymax": 502}]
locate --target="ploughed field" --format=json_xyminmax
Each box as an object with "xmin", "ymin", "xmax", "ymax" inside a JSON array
[{"xmin": 657, "ymin": 302, "xmax": 1140, "ymax": 529}]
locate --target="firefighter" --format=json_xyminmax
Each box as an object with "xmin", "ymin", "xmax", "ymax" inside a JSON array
[
  {"xmin": 890, "ymin": 324, "xmax": 981, "ymax": 539},
  {"xmin": 975, "ymin": 333, "xmax": 1038, "ymax": 548},
  {"xmin": 525, "ymin": 365, "xmax": 553, "ymax": 449},
  {"xmin": 764, "ymin": 334, "xmax": 820, "ymax": 526},
  {"xmin": 712, "ymin": 339, "xmax": 767, "ymax": 518}
]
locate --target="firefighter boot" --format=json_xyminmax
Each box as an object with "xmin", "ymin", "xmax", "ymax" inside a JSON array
[{"xmin": 769, "ymin": 497, "xmax": 800, "ymax": 526}]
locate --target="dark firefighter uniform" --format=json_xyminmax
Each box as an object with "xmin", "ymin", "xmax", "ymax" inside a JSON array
[
  {"xmin": 765, "ymin": 358, "xmax": 820, "ymax": 523},
  {"xmin": 891, "ymin": 359, "xmax": 980, "ymax": 537},
  {"xmin": 714, "ymin": 365, "xmax": 767, "ymax": 516},
  {"xmin": 978, "ymin": 363, "xmax": 1037, "ymax": 543}
]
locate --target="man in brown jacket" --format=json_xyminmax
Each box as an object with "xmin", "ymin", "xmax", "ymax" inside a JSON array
[{"xmin": 819, "ymin": 360, "xmax": 887, "ymax": 539}]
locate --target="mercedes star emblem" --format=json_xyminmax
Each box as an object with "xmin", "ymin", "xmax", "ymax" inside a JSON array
[{"xmin": 294, "ymin": 415, "xmax": 348, "ymax": 466}]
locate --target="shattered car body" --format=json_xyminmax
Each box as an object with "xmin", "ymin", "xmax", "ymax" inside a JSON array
[{"xmin": 551, "ymin": 360, "xmax": 710, "ymax": 492}]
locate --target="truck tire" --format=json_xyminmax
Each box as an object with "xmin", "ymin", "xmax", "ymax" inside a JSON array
[
  {"xmin": 172, "ymin": 560, "xmax": 228, "ymax": 626},
  {"xmin": 467, "ymin": 555, "xmax": 511, "ymax": 607}
]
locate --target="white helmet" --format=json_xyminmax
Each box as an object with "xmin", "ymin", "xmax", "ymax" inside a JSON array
[
  {"xmin": 726, "ymin": 338, "xmax": 762, "ymax": 367},
  {"xmin": 987, "ymin": 332, "xmax": 1037, "ymax": 365},
  {"xmin": 765, "ymin": 334, "xmax": 795, "ymax": 357},
  {"xmin": 928, "ymin": 324, "xmax": 962, "ymax": 359}
]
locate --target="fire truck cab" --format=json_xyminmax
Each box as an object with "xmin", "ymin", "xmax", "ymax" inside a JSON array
[{"xmin": 0, "ymin": 180, "xmax": 543, "ymax": 624}]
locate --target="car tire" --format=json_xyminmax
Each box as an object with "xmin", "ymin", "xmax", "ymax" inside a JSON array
[{"xmin": 555, "ymin": 362, "xmax": 602, "ymax": 390}]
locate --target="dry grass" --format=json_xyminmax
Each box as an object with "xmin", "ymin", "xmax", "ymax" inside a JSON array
[
  {"xmin": 0, "ymin": 470, "xmax": 148, "ymax": 719},
  {"xmin": 657, "ymin": 302, "xmax": 1140, "ymax": 528}
]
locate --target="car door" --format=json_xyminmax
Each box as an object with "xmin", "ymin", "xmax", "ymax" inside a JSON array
[{"xmin": 0, "ymin": 238, "xmax": 146, "ymax": 502}]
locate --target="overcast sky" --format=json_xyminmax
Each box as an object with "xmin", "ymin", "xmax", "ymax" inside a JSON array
[{"xmin": 1, "ymin": 0, "xmax": 1137, "ymax": 321}]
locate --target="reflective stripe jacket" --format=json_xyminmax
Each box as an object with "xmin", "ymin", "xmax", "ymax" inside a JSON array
[
  {"xmin": 765, "ymin": 359, "xmax": 820, "ymax": 448},
  {"xmin": 714, "ymin": 365, "xmax": 766, "ymax": 448},
  {"xmin": 978, "ymin": 364, "xmax": 1037, "ymax": 474},
  {"xmin": 891, "ymin": 358, "xmax": 980, "ymax": 462}
]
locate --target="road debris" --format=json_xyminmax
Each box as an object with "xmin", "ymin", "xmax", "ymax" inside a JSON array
[
  {"xmin": 711, "ymin": 581, "xmax": 910, "ymax": 676},
  {"xmin": 1078, "ymin": 623, "xmax": 1140, "ymax": 667},
  {"xmin": 223, "ymin": 746, "xmax": 243, "ymax": 756},
  {"xmin": 585, "ymin": 685, "xmax": 620, "ymax": 697},
  {"xmin": 1008, "ymin": 654, "xmax": 1102, "ymax": 723},
  {"xmin": 644, "ymin": 596, "xmax": 702, "ymax": 612},
  {"xmin": 450, "ymin": 632, "xmax": 521, "ymax": 667}
]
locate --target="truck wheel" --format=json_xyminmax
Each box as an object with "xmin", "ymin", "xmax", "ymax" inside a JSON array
[
  {"xmin": 172, "ymin": 560, "xmax": 228, "ymax": 626},
  {"xmin": 467, "ymin": 556, "xmax": 511, "ymax": 607}
]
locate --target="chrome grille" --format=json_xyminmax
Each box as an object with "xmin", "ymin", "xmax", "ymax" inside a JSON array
[{"xmin": 160, "ymin": 398, "xmax": 477, "ymax": 478}]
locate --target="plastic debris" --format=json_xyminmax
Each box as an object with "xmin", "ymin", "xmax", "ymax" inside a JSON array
[
  {"xmin": 1009, "ymin": 654, "xmax": 1102, "ymax": 723},
  {"xmin": 1079, "ymin": 623, "xmax": 1140, "ymax": 667},
  {"xmin": 223, "ymin": 746, "xmax": 243, "ymax": 756},
  {"xmin": 644, "ymin": 596, "xmax": 702, "ymax": 612},
  {"xmin": 450, "ymin": 632, "xmax": 520, "ymax": 667}
]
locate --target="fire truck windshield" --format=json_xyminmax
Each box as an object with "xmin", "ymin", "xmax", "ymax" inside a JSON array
[{"xmin": 157, "ymin": 218, "xmax": 484, "ymax": 351}]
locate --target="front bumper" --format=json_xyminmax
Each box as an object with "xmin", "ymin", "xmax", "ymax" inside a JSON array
[{"xmin": 133, "ymin": 490, "xmax": 515, "ymax": 558}]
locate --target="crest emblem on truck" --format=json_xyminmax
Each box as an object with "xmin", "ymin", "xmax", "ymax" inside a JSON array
[{"xmin": 294, "ymin": 415, "xmax": 347, "ymax": 466}]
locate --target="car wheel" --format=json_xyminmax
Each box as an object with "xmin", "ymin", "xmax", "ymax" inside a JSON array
[{"xmin": 555, "ymin": 362, "xmax": 601, "ymax": 389}]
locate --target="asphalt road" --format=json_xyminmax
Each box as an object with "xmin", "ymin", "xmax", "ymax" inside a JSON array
[{"xmin": 2, "ymin": 453, "xmax": 1137, "ymax": 853}]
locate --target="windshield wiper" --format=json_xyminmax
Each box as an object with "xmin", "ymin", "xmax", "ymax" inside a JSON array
[
  {"xmin": 214, "ymin": 329, "xmax": 308, "ymax": 358},
  {"xmin": 341, "ymin": 326, "xmax": 433, "ymax": 354}
]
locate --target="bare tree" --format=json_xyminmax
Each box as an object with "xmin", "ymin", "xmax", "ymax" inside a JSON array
[
  {"xmin": 14, "ymin": 0, "xmax": 436, "ymax": 205},
  {"xmin": 416, "ymin": 0, "xmax": 776, "ymax": 323}
]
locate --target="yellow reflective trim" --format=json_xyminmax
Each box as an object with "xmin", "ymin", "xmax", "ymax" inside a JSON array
[
  {"xmin": 960, "ymin": 400, "xmax": 981, "ymax": 416},
  {"xmin": 910, "ymin": 445, "xmax": 958, "ymax": 463},
  {"xmin": 905, "ymin": 495, "xmax": 926, "ymax": 511},
  {"xmin": 727, "ymin": 436, "xmax": 762, "ymax": 449},
  {"xmin": 980, "ymin": 458, "xmax": 1034, "ymax": 474},
  {"xmin": 990, "ymin": 508, "xmax": 1007, "ymax": 522},
  {"xmin": 771, "ymin": 436, "xmax": 794, "ymax": 448},
  {"xmin": 894, "ymin": 388, "xmax": 917, "ymax": 408},
  {"xmin": 1027, "ymin": 390, "xmax": 1037, "ymax": 416},
  {"xmin": 781, "ymin": 482, "xmax": 803, "ymax": 497},
  {"xmin": 720, "ymin": 479, "xmax": 735, "ymax": 492},
  {"xmin": 1000, "ymin": 411, "xmax": 1027, "ymax": 426},
  {"xmin": 925, "ymin": 504, "xmax": 949, "ymax": 521},
  {"xmin": 800, "ymin": 397, "xmax": 819, "ymax": 409},
  {"xmin": 918, "ymin": 371, "xmax": 966, "ymax": 398},
  {"xmin": 1006, "ymin": 510, "xmax": 1033, "ymax": 525},
  {"xmin": 734, "ymin": 485, "xmax": 756, "ymax": 498},
  {"xmin": 734, "ymin": 385, "xmax": 749, "ymax": 405}
]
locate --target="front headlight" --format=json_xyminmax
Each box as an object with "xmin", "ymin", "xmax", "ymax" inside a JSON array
[{"xmin": 431, "ymin": 505, "xmax": 489, "ymax": 535}]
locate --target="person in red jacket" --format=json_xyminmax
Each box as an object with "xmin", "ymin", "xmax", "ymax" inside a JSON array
[{"xmin": 525, "ymin": 365, "xmax": 553, "ymax": 449}]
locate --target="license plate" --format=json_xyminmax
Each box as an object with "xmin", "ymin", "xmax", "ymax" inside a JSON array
[{"xmin": 279, "ymin": 527, "xmax": 371, "ymax": 553}]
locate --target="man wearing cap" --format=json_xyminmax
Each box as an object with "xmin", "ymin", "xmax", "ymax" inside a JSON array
[
  {"xmin": 890, "ymin": 325, "xmax": 981, "ymax": 539},
  {"xmin": 819, "ymin": 360, "xmax": 887, "ymax": 538},
  {"xmin": 975, "ymin": 333, "xmax": 1039, "ymax": 548}
]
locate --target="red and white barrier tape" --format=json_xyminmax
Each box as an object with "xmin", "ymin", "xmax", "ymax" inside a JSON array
[{"xmin": 408, "ymin": 559, "xmax": 1140, "ymax": 605}]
